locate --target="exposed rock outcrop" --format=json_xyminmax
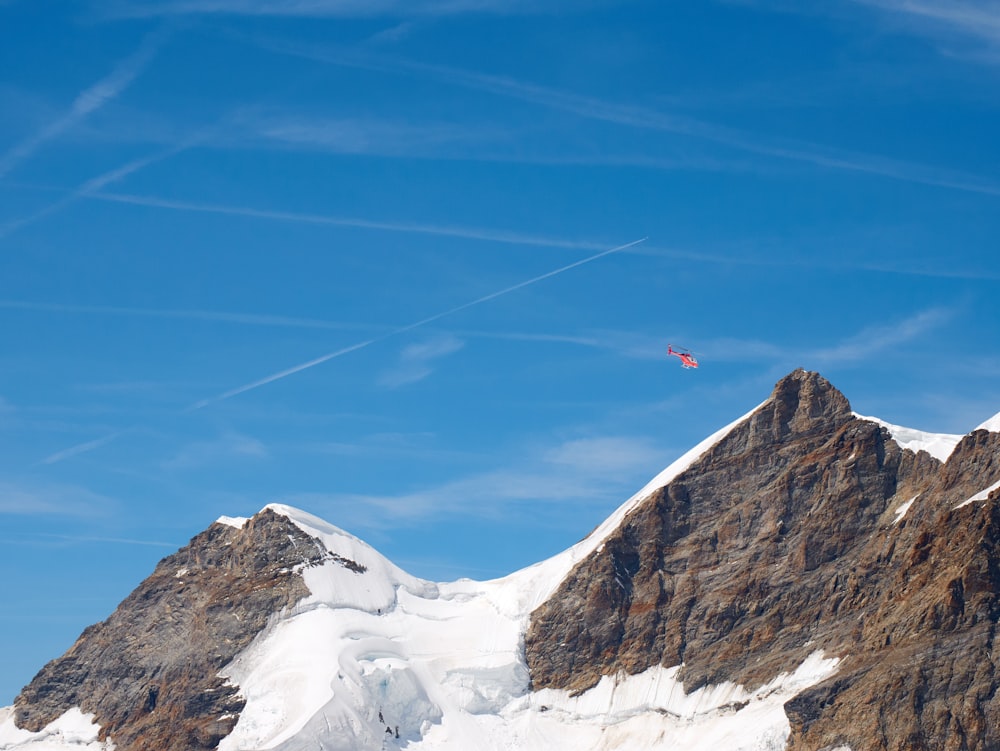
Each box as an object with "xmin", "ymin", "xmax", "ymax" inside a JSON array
[
  {"xmin": 13, "ymin": 509, "xmax": 340, "ymax": 751},
  {"xmin": 525, "ymin": 370, "xmax": 1000, "ymax": 750}
]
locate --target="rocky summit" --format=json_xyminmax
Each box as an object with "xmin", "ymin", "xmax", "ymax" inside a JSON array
[
  {"xmin": 13, "ymin": 509, "xmax": 354, "ymax": 751},
  {"xmin": 5, "ymin": 370, "xmax": 1000, "ymax": 751},
  {"xmin": 526, "ymin": 370, "xmax": 1000, "ymax": 751}
]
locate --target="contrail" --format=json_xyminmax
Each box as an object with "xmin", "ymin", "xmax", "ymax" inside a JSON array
[
  {"xmin": 0, "ymin": 28, "xmax": 168, "ymax": 180},
  {"xmin": 40, "ymin": 237, "xmax": 645, "ymax": 462},
  {"xmin": 0, "ymin": 299, "xmax": 382, "ymax": 331},
  {"xmin": 0, "ymin": 122, "xmax": 222, "ymax": 242},
  {"xmin": 187, "ymin": 236, "xmax": 646, "ymax": 411},
  {"xmin": 0, "ymin": 145, "xmax": 186, "ymax": 240},
  {"xmin": 186, "ymin": 339, "xmax": 379, "ymax": 411},
  {"xmin": 255, "ymin": 37, "xmax": 1000, "ymax": 198},
  {"xmin": 85, "ymin": 191, "xmax": 608, "ymax": 250},
  {"xmin": 36, "ymin": 430, "xmax": 132, "ymax": 466}
]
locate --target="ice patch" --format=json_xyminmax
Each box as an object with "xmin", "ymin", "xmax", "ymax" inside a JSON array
[
  {"xmin": 217, "ymin": 515, "xmax": 248, "ymax": 529},
  {"xmin": 955, "ymin": 478, "xmax": 1000, "ymax": 510},
  {"xmin": 893, "ymin": 496, "xmax": 917, "ymax": 524}
]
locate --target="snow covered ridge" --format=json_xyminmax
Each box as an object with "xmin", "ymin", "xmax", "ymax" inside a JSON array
[
  {"xmin": 853, "ymin": 413, "xmax": 962, "ymax": 463},
  {"xmin": 979, "ymin": 411, "xmax": 1000, "ymax": 434},
  {"xmin": 528, "ymin": 401, "xmax": 767, "ymax": 605},
  {"xmin": 854, "ymin": 408, "xmax": 1000, "ymax": 463}
]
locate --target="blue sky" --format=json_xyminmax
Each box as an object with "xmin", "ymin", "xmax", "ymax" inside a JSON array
[{"xmin": 2, "ymin": 0, "xmax": 1000, "ymax": 704}]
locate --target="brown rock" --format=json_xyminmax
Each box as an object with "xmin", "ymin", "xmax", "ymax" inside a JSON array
[{"xmin": 526, "ymin": 370, "xmax": 1000, "ymax": 750}]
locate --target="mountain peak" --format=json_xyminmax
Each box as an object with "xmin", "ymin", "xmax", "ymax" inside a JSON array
[
  {"xmin": 764, "ymin": 368, "xmax": 853, "ymax": 438},
  {"xmin": 526, "ymin": 370, "xmax": 1000, "ymax": 750},
  {"xmin": 12, "ymin": 508, "xmax": 328, "ymax": 751}
]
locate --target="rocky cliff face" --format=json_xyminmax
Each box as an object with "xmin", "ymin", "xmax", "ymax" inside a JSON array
[
  {"xmin": 13, "ymin": 509, "xmax": 355, "ymax": 751},
  {"xmin": 525, "ymin": 369, "xmax": 1000, "ymax": 751}
]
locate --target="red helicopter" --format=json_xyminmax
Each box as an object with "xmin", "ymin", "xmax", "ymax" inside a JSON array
[{"xmin": 667, "ymin": 344, "xmax": 699, "ymax": 369}]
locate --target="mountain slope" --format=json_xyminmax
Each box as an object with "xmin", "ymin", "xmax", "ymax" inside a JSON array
[
  {"xmin": 9, "ymin": 509, "xmax": 331, "ymax": 751},
  {"xmin": 3, "ymin": 370, "xmax": 999, "ymax": 751},
  {"xmin": 527, "ymin": 370, "xmax": 1000, "ymax": 751}
]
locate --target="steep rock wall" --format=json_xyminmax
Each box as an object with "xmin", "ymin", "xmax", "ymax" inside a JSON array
[{"xmin": 526, "ymin": 370, "xmax": 1000, "ymax": 751}]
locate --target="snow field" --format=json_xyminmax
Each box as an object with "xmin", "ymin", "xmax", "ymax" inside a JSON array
[
  {"xmin": 955, "ymin": 478, "xmax": 1000, "ymax": 510},
  {"xmin": 219, "ymin": 505, "xmax": 530, "ymax": 751},
  {"xmin": 0, "ymin": 708, "xmax": 107, "ymax": 751},
  {"xmin": 513, "ymin": 652, "xmax": 839, "ymax": 751}
]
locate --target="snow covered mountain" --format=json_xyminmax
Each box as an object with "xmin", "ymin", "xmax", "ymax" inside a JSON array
[{"xmin": 3, "ymin": 370, "xmax": 1000, "ymax": 751}]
